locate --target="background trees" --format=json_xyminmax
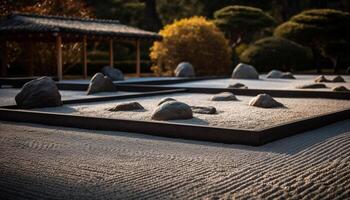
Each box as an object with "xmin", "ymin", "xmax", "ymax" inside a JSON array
[
  {"xmin": 213, "ymin": 5, "xmax": 275, "ymax": 46},
  {"xmin": 274, "ymin": 9, "xmax": 350, "ymax": 73},
  {"xmin": 239, "ymin": 37, "xmax": 313, "ymax": 72}
]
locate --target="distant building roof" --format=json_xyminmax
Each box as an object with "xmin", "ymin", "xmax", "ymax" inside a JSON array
[{"xmin": 0, "ymin": 13, "xmax": 162, "ymax": 41}]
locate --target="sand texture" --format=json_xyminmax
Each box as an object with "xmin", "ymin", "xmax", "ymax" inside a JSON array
[
  {"xmin": 1, "ymin": 120, "xmax": 350, "ymax": 199},
  {"xmin": 171, "ymin": 75, "xmax": 350, "ymax": 91},
  {"xmin": 34, "ymin": 93, "xmax": 350, "ymax": 130}
]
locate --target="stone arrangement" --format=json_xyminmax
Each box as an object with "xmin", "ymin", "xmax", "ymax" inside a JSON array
[
  {"xmin": 108, "ymin": 102, "xmax": 144, "ymax": 111},
  {"xmin": 314, "ymin": 75, "xmax": 346, "ymax": 83},
  {"xmin": 101, "ymin": 66, "xmax": 124, "ymax": 81},
  {"xmin": 15, "ymin": 77, "xmax": 62, "ymax": 109},
  {"xmin": 227, "ymin": 83, "xmax": 248, "ymax": 89},
  {"xmin": 332, "ymin": 86, "xmax": 350, "ymax": 92},
  {"xmin": 249, "ymin": 94, "xmax": 284, "ymax": 108},
  {"xmin": 296, "ymin": 83, "xmax": 327, "ymax": 89},
  {"xmin": 231, "ymin": 63, "xmax": 259, "ymax": 79},
  {"xmin": 191, "ymin": 106, "xmax": 217, "ymax": 114},
  {"xmin": 210, "ymin": 92, "xmax": 238, "ymax": 101},
  {"xmin": 266, "ymin": 70, "xmax": 295, "ymax": 79},
  {"xmin": 151, "ymin": 101, "xmax": 193, "ymax": 120},
  {"xmin": 86, "ymin": 73, "xmax": 117, "ymax": 95},
  {"xmin": 174, "ymin": 62, "xmax": 195, "ymax": 77}
]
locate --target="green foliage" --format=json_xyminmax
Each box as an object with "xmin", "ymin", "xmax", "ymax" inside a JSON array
[
  {"xmin": 150, "ymin": 16, "xmax": 232, "ymax": 76},
  {"xmin": 274, "ymin": 9, "xmax": 350, "ymax": 44},
  {"xmin": 213, "ymin": 5, "xmax": 276, "ymax": 43},
  {"xmin": 274, "ymin": 9, "xmax": 350, "ymax": 71},
  {"xmin": 239, "ymin": 37, "xmax": 313, "ymax": 72}
]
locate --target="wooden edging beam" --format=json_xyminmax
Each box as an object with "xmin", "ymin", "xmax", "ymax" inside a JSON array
[
  {"xmin": 0, "ymin": 102, "xmax": 349, "ymax": 146},
  {"xmin": 83, "ymin": 35, "xmax": 87, "ymax": 79},
  {"xmin": 136, "ymin": 39, "xmax": 141, "ymax": 77},
  {"xmin": 109, "ymin": 39, "xmax": 114, "ymax": 68},
  {"xmin": 56, "ymin": 35, "xmax": 63, "ymax": 81}
]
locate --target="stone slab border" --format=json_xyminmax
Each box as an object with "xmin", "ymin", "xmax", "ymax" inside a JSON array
[{"xmin": 0, "ymin": 89, "xmax": 349, "ymax": 146}]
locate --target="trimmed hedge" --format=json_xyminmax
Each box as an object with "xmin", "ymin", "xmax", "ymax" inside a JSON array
[{"xmin": 239, "ymin": 37, "xmax": 313, "ymax": 72}]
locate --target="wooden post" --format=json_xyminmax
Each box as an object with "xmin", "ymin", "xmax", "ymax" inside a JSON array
[
  {"xmin": 136, "ymin": 39, "xmax": 141, "ymax": 77},
  {"xmin": 56, "ymin": 36, "xmax": 63, "ymax": 81},
  {"xmin": 83, "ymin": 35, "xmax": 87, "ymax": 79},
  {"xmin": 109, "ymin": 39, "xmax": 114, "ymax": 67},
  {"xmin": 0, "ymin": 41, "xmax": 8, "ymax": 77},
  {"xmin": 27, "ymin": 43, "xmax": 34, "ymax": 76}
]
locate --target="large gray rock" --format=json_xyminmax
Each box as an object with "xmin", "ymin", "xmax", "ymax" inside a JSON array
[
  {"xmin": 174, "ymin": 62, "xmax": 195, "ymax": 77},
  {"xmin": 332, "ymin": 86, "xmax": 350, "ymax": 92},
  {"xmin": 151, "ymin": 101, "xmax": 193, "ymax": 120},
  {"xmin": 231, "ymin": 63, "xmax": 259, "ymax": 79},
  {"xmin": 15, "ymin": 77, "xmax": 62, "ymax": 109},
  {"xmin": 157, "ymin": 97, "xmax": 177, "ymax": 106},
  {"xmin": 86, "ymin": 73, "xmax": 117, "ymax": 95},
  {"xmin": 332, "ymin": 75, "xmax": 345, "ymax": 83},
  {"xmin": 191, "ymin": 106, "xmax": 216, "ymax": 114},
  {"xmin": 314, "ymin": 75, "xmax": 331, "ymax": 83},
  {"xmin": 296, "ymin": 83, "xmax": 327, "ymax": 89},
  {"xmin": 108, "ymin": 102, "xmax": 144, "ymax": 111},
  {"xmin": 249, "ymin": 94, "xmax": 284, "ymax": 108},
  {"xmin": 266, "ymin": 70, "xmax": 295, "ymax": 79},
  {"xmin": 101, "ymin": 66, "xmax": 124, "ymax": 81},
  {"xmin": 210, "ymin": 92, "xmax": 237, "ymax": 101}
]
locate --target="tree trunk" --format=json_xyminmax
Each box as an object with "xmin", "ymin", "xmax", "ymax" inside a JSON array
[
  {"xmin": 143, "ymin": 0, "xmax": 163, "ymax": 32},
  {"xmin": 330, "ymin": 56, "xmax": 338, "ymax": 74},
  {"xmin": 312, "ymin": 48, "xmax": 322, "ymax": 73}
]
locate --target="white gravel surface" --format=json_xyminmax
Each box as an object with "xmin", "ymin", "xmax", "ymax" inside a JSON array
[
  {"xmin": 1, "ymin": 120, "xmax": 350, "ymax": 199},
  {"xmin": 171, "ymin": 75, "xmax": 350, "ymax": 91},
  {"xmin": 33, "ymin": 93, "xmax": 350, "ymax": 130}
]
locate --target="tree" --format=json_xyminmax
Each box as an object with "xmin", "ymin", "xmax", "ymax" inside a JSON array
[
  {"xmin": 274, "ymin": 9, "xmax": 350, "ymax": 73},
  {"xmin": 239, "ymin": 37, "xmax": 313, "ymax": 72},
  {"xmin": 150, "ymin": 16, "xmax": 232, "ymax": 76},
  {"xmin": 213, "ymin": 5, "xmax": 276, "ymax": 46}
]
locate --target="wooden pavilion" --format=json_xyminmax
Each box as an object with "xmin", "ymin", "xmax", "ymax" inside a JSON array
[{"xmin": 0, "ymin": 13, "xmax": 162, "ymax": 80}]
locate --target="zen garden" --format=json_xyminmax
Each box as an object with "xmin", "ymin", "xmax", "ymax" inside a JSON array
[{"xmin": 0, "ymin": 1, "xmax": 350, "ymax": 199}]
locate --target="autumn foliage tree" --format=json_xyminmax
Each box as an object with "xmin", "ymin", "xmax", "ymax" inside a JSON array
[{"xmin": 150, "ymin": 16, "xmax": 232, "ymax": 76}]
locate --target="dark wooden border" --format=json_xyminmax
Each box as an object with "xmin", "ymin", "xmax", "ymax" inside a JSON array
[{"xmin": 1, "ymin": 90, "xmax": 349, "ymax": 145}]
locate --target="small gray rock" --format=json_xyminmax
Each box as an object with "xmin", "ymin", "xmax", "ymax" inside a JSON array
[
  {"xmin": 151, "ymin": 101, "xmax": 193, "ymax": 120},
  {"xmin": 174, "ymin": 62, "xmax": 195, "ymax": 77},
  {"xmin": 227, "ymin": 83, "xmax": 247, "ymax": 89},
  {"xmin": 87, "ymin": 73, "xmax": 117, "ymax": 95},
  {"xmin": 191, "ymin": 106, "xmax": 216, "ymax": 114},
  {"xmin": 108, "ymin": 102, "xmax": 144, "ymax": 111},
  {"xmin": 15, "ymin": 77, "xmax": 62, "ymax": 109},
  {"xmin": 157, "ymin": 97, "xmax": 177, "ymax": 106},
  {"xmin": 296, "ymin": 83, "xmax": 327, "ymax": 89},
  {"xmin": 314, "ymin": 75, "xmax": 331, "ymax": 83},
  {"xmin": 266, "ymin": 70, "xmax": 295, "ymax": 79},
  {"xmin": 332, "ymin": 75, "xmax": 345, "ymax": 83},
  {"xmin": 249, "ymin": 94, "xmax": 284, "ymax": 108},
  {"xmin": 210, "ymin": 92, "xmax": 237, "ymax": 101},
  {"xmin": 231, "ymin": 63, "xmax": 259, "ymax": 79},
  {"xmin": 101, "ymin": 66, "xmax": 124, "ymax": 81},
  {"xmin": 332, "ymin": 86, "xmax": 350, "ymax": 92},
  {"xmin": 266, "ymin": 70, "xmax": 283, "ymax": 79},
  {"xmin": 281, "ymin": 72, "xmax": 295, "ymax": 79}
]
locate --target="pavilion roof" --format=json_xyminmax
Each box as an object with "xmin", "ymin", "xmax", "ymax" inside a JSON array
[{"xmin": 0, "ymin": 13, "xmax": 162, "ymax": 41}]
